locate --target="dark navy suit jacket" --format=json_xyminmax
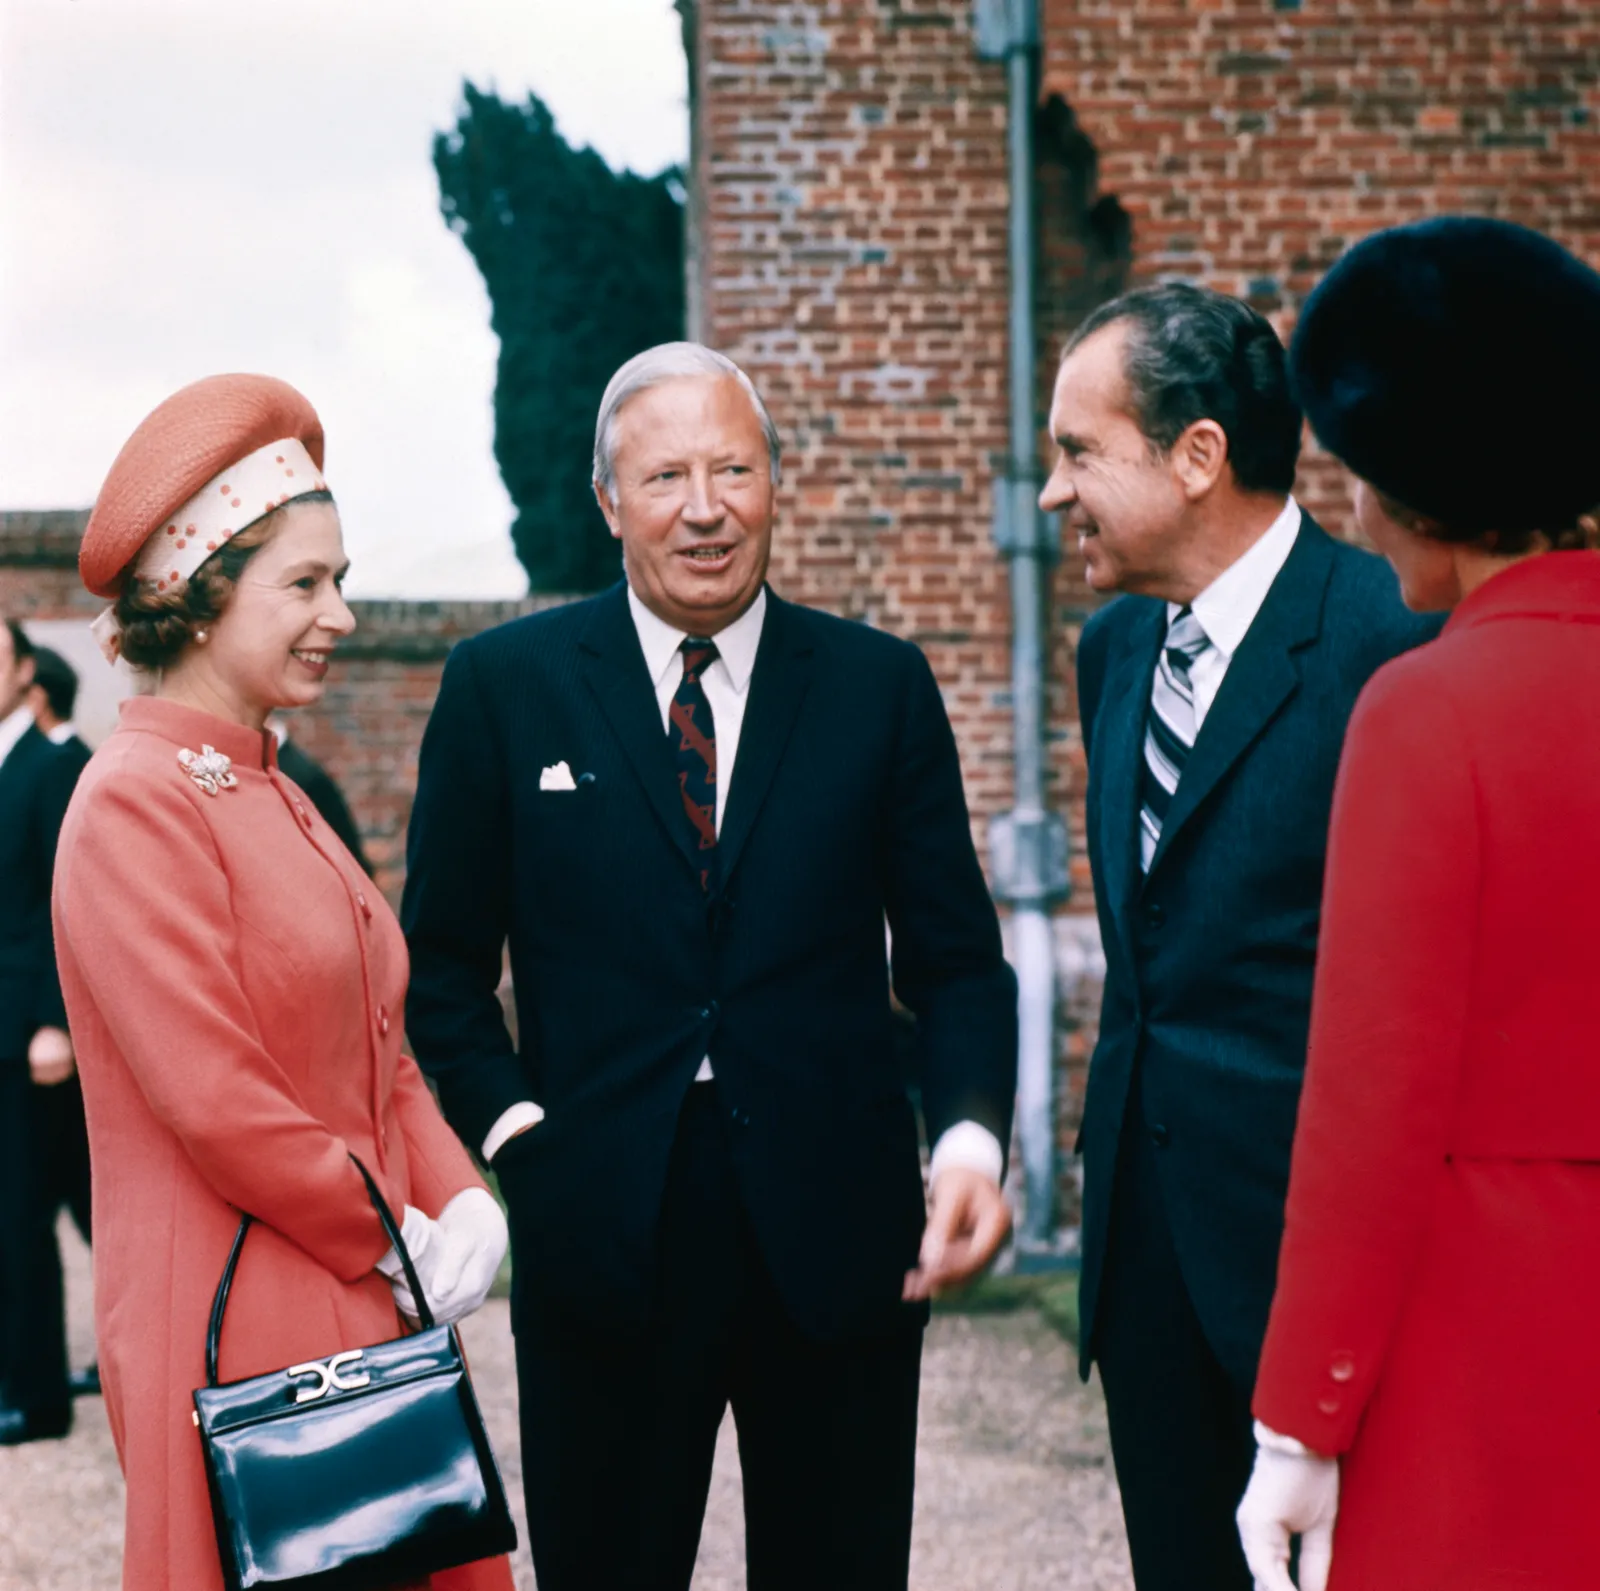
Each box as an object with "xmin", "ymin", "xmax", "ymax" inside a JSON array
[
  {"xmin": 402, "ymin": 583, "xmax": 1017, "ymax": 1341},
  {"xmin": 1075, "ymin": 518, "xmax": 1440, "ymax": 1385},
  {"xmin": 0, "ymin": 724, "xmax": 77, "ymax": 1061}
]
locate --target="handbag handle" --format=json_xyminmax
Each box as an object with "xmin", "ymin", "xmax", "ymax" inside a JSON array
[{"xmin": 205, "ymin": 1154, "xmax": 435, "ymax": 1388}]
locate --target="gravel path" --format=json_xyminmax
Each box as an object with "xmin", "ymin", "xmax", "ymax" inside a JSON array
[{"xmin": 0, "ymin": 1221, "xmax": 1132, "ymax": 1591}]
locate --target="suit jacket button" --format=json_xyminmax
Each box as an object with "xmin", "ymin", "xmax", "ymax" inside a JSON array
[
  {"xmin": 1149, "ymin": 1122, "xmax": 1171, "ymax": 1147},
  {"xmin": 1144, "ymin": 901, "xmax": 1166, "ymax": 929}
]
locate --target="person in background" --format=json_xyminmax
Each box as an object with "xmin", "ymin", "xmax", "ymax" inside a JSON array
[
  {"xmin": 27, "ymin": 647, "xmax": 93, "ymax": 771},
  {"xmin": 1045, "ymin": 283, "xmax": 1438, "ymax": 1590},
  {"xmin": 20, "ymin": 642, "xmax": 98, "ymax": 1398},
  {"xmin": 53, "ymin": 374, "xmax": 513, "ymax": 1591},
  {"xmin": 269, "ymin": 715, "xmax": 373, "ymax": 876},
  {"xmin": 0, "ymin": 619, "xmax": 79, "ymax": 1443},
  {"xmin": 1236, "ymin": 219, "xmax": 1600, "ymax": 1591}
]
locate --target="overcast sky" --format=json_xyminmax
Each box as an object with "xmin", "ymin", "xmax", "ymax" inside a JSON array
[{"xmin": 0, "ymin": 0, "xmax": 688, "ymax": 597}]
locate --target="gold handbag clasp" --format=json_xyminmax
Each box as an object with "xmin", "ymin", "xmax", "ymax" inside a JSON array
[{"xmin": 286, "ymin": 1349, "xmax": 370, "ymax": 1404}]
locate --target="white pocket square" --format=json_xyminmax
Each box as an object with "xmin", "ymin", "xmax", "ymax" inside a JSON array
[{"xmin": 540, "ymin": 760, "xmax": 577, "ymax": 792}]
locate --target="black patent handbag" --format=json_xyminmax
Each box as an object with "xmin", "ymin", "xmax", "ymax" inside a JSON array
[{"xmin": 193, "ymin": 1157, "xmax": 517, "ymax": 1590}]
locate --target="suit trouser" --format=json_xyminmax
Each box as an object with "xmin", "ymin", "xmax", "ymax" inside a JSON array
[
  {"xmin": 1093, "ymin": 1082, "xmax": 1255, "ymax": 1591},
  {"xmin": 0, "ymin": 1061, "xmax": 71, "ymax": 1414},
  {"xmin": 35, "ymin": 1075, "xmax": 92, "ymax": 1246},
  {"xmin": 512, "ymin": 1084, "xmax": 924, "ymax": 1591}
]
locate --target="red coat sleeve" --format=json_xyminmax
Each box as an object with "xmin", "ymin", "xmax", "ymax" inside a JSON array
[
  {"xmin": 390, "ymin": 1052, "xmax": 485, "ymax": 1217},
  {"xmin": 55, "ymin": 772, "xmax": 395, "ymax": 1283},
  {"xmin": 1253, "ymin": 659, "xmax": 1479, "ymax": 1453}
]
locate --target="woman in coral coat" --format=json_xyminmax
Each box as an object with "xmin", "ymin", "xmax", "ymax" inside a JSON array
[
  {"xmin": 1235, "ymin": 220, "xmax": 1600, "ymax": 1591},
  {"xmin": 54, "ymin": 375, "xmax": 515, "ymax": 1591}
]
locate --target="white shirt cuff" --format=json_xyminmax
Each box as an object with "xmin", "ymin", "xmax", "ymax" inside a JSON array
[
  {"xmin": 1253, "ymin": 1420, "xmax": 1318, "ymax": 1458},
  {"xmin": 482, "ymin": 1101, "xmax": 545, "ymax": 1162},
  {"xmin": 927, "ymin": 1120, "xmax": 1004, "ymax": 1188}
]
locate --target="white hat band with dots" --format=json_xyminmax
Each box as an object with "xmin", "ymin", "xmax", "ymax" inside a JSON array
[{"xmin": 132, "ymin": 436, "xmax": 328, "ymax": 595}]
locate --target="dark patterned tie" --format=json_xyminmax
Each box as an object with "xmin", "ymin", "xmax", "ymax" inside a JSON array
[
  {"xmin": 1138, "ymin": 606, "xmax": 1213, "ymax": 873},
  {"xmin": 669, "ymin": 636, "xmax": 719, "ymax": 893}
]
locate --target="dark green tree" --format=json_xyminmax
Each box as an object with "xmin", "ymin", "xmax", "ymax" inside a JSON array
[{"xmin": 435, "ymin": 83, "xmax": 685, "ymax": 591}]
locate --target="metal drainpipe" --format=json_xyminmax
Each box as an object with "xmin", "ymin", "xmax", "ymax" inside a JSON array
[{"xmin": 976, "ymin": 0, "xmax": 1070, "ymax": 1256}]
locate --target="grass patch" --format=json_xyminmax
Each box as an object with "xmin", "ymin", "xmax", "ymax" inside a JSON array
[{"xmin": 933, "ymin": 1270, "xmax": 1080, "ymax": 1349}]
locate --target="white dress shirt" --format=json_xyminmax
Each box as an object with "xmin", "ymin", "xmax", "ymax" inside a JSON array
[
  {"xmin": 483, "ymin": 586, "xmax": 1005, "ymax": 1189},
  {"xmin": 1168, "ymin": 497, "xmax": 1302, "ymax": 730},
  {"xmin": 46, "ymin": 721, "xmax": 77, "ymax": 746},
  {"xmin": 0, "ymin": 705, "xmax": 35, "ymax": 770}
]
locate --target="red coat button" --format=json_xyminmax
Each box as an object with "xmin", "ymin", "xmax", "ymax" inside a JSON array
[
  {"xmin": 377, "ymin": 1007, "xmax": 390, "ymax": 1037},
  {"xmin": 1330, "ymin": 1355, "xmax": 1355, "ymax": 1383},
  {"xmin": 1317, "ymin": 1396, "xmax": 1341, "ymax": 1416},
  {"xmin": 357, "ymin": 892, "xmax": 372, "ymax": 921}
]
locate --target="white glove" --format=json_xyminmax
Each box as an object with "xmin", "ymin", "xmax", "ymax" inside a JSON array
[
  {"xmin": 1236, "ymin": 1421, "xmax": 1340, "ymax": 1591},
  {"xmin": 375, "ymin": 1188, "xmax": 508, "ymax": 1327}
]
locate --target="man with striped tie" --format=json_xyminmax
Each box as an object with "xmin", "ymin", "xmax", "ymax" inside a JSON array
[{"xmin": 1042, "ymin": 283, "xmax": 1437, "ymax": 1591}]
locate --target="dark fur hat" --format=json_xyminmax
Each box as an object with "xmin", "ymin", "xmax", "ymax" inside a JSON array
[{"xmin": 1289, "ymin": 217, "xmax": 1600, "ymax": 535}]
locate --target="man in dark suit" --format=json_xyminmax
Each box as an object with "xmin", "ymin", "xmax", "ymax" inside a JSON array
[
  {"xmin": 0, "ymin": 620, "xmax": 82, "ymax": 1443},
  {"xmin": 404, "ymin": 343, "xmax": 1018, "ymax": 1590},
  {"xmin": 24, "ymin": 645, "xmax": 98, "ymax": 1399},
  {"xmin": 27, "ymin": 646, "xmax": 93, "ymax": 775},
  {"xmin": 1040, "ymin": 285, "xmax": 1439, "ymax": 1590}
]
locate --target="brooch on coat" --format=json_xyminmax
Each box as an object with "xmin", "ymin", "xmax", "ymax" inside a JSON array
[{"xmin": 178, "ymin": 745, "xmax": 238, "ymax": 797}]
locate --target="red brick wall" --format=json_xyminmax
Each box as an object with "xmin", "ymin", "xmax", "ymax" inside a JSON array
[
  {"xmin": 696, "ymin": 0, "xmax": 1027, "ymax": 829},
  {"xmin": 1040, "ymin": 0, "xmax": 1600, "ymax": 529},
  {"xmin": 0, "ymin": 513, "xmax": 105, "ymax": 621}
]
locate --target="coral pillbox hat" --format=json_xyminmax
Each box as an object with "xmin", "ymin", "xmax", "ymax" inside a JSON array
[
  {"xmin": 81, "ymin": 374, "xmax": 326, "ymax": 598},
  {"xmin": 1288, "ymin": 217, "xmax": 1600, "ymax": 536}
]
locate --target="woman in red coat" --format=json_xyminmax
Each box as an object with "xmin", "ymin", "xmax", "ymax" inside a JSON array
[
  {"xmin": 1234, "ymin": 219, "xmax": 1600, "ymax": 1591},
  {"xmin": 54, "ymin": 375, "xmax": 515, "ymax": 1591}
]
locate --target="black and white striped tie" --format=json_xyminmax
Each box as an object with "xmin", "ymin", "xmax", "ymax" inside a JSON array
[{"xmin": 1138, "ymin": 607, "xmax": 1212, "ymax": 873}]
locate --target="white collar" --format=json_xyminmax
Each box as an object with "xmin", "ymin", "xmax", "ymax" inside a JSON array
[
  {"xmin": 0, "ymin": 704, "xmax": 36, "ymax": 768},
  {"xmin": 46, "ymin": 722, "xmax": 76, "ymax": 746},
  {"xmin": 627, "ymin": 585, "xmax": 767, "ymax": 696},
  {"xmin": 1171, "ymin": 497, "xmax": 1302, "ymax": 658}
]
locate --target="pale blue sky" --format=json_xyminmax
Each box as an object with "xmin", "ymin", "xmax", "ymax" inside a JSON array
[{"xmin": 0, "ymin": 0, "xmax": 689, "ymax": 597}]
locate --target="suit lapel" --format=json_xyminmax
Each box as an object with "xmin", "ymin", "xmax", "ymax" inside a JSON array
[
  {"xmin": 717, "ymin": 591, "xmax": 814, "ymax": 886},
  {"xmin": 1144, "ymin": 520, "xmax": 1337, "ymax": 879},
  {"xmin": 1094, "ymin": 601, "xmax": 1166, "ymax": 955},
  {"xmin": 577, "ymin": 584, "xmax": 701, "ymax": 879}
]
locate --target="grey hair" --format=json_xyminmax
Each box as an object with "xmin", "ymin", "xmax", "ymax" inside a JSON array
[{"xmin": 592, "ymin": 341, "xmax": 782, "ymax": 492}]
